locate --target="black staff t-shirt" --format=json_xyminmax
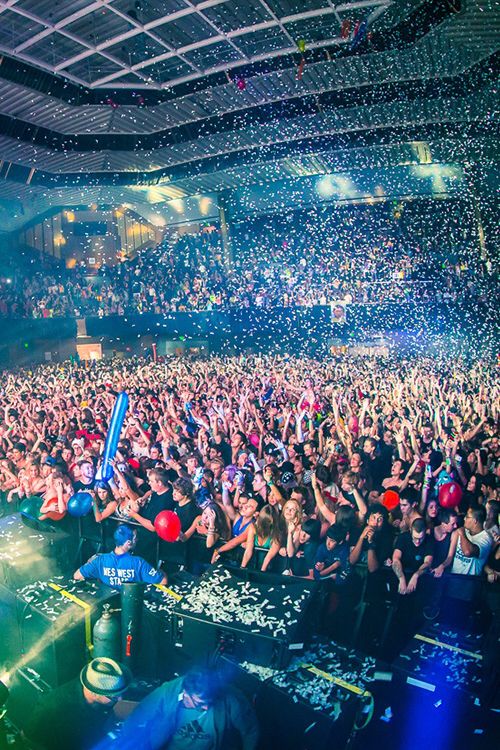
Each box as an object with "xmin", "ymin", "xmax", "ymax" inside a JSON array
[
  {"xmin": 176, "ymin": 500, "xmax": 200, "ymax": 532},
  {"xmin": 394, "ymin": 532, "xmax": 434, "ymax": 574},
  {"xmin": 142, "ymin": 489, "xmax": 175, "ymax": 522}
]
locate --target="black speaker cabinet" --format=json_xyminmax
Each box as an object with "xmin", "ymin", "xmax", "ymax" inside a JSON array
[
  {"xmin": 217, "ymin": 644, "xmax": 375, "ymax": 750},
  {"xmin": 392, "ymin": 621, "xmax": 483, "ymax": 698},
  {"xmin": 139, "ymin": 573, "xmax": 198, "ymax": 680},
  {"xmin": 255, "ymin": 675, "xmax": 362, "ymax": 750},
  {"xmin": 173, "ymin": 564, "xmax": 318, "ymax": 668},
  {"xmin": 0, "ymin": 513, "xmax": 74, "ymax": 587},
  {"xmin": 14, "ymin": 578, "xmax": 119, "ymax": 689}
]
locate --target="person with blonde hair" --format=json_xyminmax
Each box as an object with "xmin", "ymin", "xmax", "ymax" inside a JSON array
[
  {"xmin": 281, "ymin": 497, "xmax": 303, "ymax": 560},
  {"xmin": 241, "ymin": 504, "xmax": 283, "ymax": 572}
]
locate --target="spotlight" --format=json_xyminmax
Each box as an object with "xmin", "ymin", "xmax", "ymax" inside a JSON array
[
  {"xmin": 0, "ymin": 672, "xmax": 10, "ymax": 719},
  {"xmin": 0, "ymin": 678, "xmax": 9, "ymax": 748},
  {"xmin": 0, "ymin": 670, "xmax": 10, "ymax": 692}
]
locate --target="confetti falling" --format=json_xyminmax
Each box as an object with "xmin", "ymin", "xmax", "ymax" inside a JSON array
[
  {"xmin": 0, "ymin": 10, "xmax": 497, "ymax": 724},
  {"xmin": 0, "ymin": 196, "xmax": 497, "ymax": 360}
]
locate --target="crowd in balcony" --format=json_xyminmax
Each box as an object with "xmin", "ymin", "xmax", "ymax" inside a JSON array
[{"xmin": 0, "ymin": 199, "xmax": 496, "ymax": 319}]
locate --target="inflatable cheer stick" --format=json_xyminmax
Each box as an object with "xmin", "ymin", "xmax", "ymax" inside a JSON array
[{"xmin": 96, "ymin": 392, "xmax": 129, "ymax": 482}]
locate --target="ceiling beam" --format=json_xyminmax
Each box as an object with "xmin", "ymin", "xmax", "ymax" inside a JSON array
[
  {"xmin": 184, "ymin": 0, "xmax": 250, "ymax": 63},
  {"xmin": 103, "ymin": 1, "xmax": 202, "ymax": 78},
  {"xmin": 0, "ymin": 0, "xmax": 394, "ymax": 92},
  {"xmin": 336, "ymin": 1, "xmax": 393, "ymax": 12},
  {"xmin": 256, "ymin": 0, "xmax": 297, "ymax": 48},
  {"xmin": 12, "ymin": 2, "xmax": 103, "ymax": 53}
]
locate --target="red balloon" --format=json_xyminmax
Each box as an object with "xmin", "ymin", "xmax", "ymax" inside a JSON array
[
  {"xmin": 439, "ymin": 481, "xmax": 463, "ymax": 509},
  {"xmin": 382, "ymin": 489, "xmax": 400, "ymax": 512},
  {"xmin": 341, "ymin": 19, "xmax": 351, "ymax": 39},
  {"xmin": 44, "ymin": 510, "xmax": 66, "ymax": 521},
  {"xmin": 154, "ymin": 510, "xmax": 181, "ymax": 542}
]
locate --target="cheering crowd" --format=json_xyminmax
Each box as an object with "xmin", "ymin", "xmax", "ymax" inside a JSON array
[
  {"xmin": 0, "ymin": 353, "xmax": 498, "ymax": 647},
  {"xmin": 0, "ymin": 198, "xmax": 496, "ymax": 319}
]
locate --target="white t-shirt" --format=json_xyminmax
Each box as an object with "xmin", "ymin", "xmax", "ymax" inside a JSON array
[{"xmin": 451, "ymin": 528, "xmax": 493, "ymax": 576}]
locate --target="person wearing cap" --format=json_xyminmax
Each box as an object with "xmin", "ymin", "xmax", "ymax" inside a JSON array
[
  {"xmin": 23, "ymin": 657, "xmax": 130, "ymax": 750},
  {"xmin": 72, "ymin": 437, "xmax": 85, "ymax": 460},
  {"xmin": 74, "ymin": 523, "xmax": 167, "ymax": 588}
]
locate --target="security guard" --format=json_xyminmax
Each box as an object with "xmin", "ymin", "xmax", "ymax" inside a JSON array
[{"xmin": 74, "ymin": 524, "xmax": 167, "ymax": 587}]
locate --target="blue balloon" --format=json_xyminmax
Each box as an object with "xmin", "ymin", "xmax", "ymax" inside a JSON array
[
  {"xmin": 67, "ymin": 492, "xmax": 93, "ymax": 518},
  {"xmin": 350, "ymin": 18, "xmax": 367, "ymax": 50},
  {"xmin": 96, "ymin": 392, "xmax": 129, "ymax": 482}
]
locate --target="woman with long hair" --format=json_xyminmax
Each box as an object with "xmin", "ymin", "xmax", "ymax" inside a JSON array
[
  {"xmin": 211, "ymin": 492, "xmax": 261, "ymax": 565},
  {"xmin": 241, "ymin": 504, "xmax": 283, "ymax": 572},
  {"xmin": 423, "ymin": 497, "xmax": 440, "ymax": 531},
  {"xmin": 181, "ymin": 502, "xmax": 231, "ymax": 573},
  {"xmin": 183, "ymin": 503, "xmax": 230, "ymax": 549},
  {"xmin": 91, "ymin": 480, "xmax": 118, "ymax": 523},
  {"xmin": 38, "ymin": 470, "xmax": 72, "ymax": 521},
  {"xmin": 281, "ymin": 498, "xmax": 304, "ymax": 562}
]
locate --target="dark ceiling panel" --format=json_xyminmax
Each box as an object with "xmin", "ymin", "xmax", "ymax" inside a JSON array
[
  {"xmin": 10, "ymin": 0, "xmax": 94, "ymax": 26},
  {"xmin": 337, "ymin": 3, "xmax": 386, "ymax": 21},
  {"xmin": 145, "ymin": 57, "xmax": 195, "ymax": 84},
  {"xmin": 112, "ymin": 72, "xmax": 149, "ymax": 84},
  {"xmin": 64, "ymin": 54, "xmax": 124, "ymax": 84},
  {"xmin": 23, "ymin": 33, "xmax": 88, "ymax": 67},
  {"xmin": 65, "ymin": 6, "xmax": 135, "ymax": 47},
  {"xmin": 284, "ymin": 14, "xmax": 341, "ymax": 43},
  {"xmin": 153, "ymin": 13, "xmax": 219, "ymax": 48},
  {"xmin": 203, "ymin": 0, "xmax": 273, "ymax": 33},
  {"xmin": 0, "ymin": 9, "xmax": 46, "ymax": 49},
  {"xmin": 110, "ymin": 0, "xmax": 188, "ymax": 25},
  {"xmin": 234, "ymin": 27, "xmax": 291, "ymax": 57},
  {"xmin": 107, "ymin": 34, "xmax": 167, "ymax": 67},
  {"xmin": 182, "ymin": 40, "xmax": 244, "ymax": 69},
  {"xmin": 265, "ymin": 0, "xmax": 330, "ymax": 17}
]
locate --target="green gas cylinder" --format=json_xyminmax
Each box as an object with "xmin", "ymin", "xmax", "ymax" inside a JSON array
[{"xmin": 93, "ymin": 603, "xmax": 121, "ymax": 661}]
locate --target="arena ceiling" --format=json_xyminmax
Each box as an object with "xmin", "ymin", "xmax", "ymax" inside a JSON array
[
  {"xmin": 0, "ymin": 0, "xmax": 498, "ymax": 229},
  {"xmin": 0, "ymin": 0, "xmax": 429, "ymax": 91}
]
